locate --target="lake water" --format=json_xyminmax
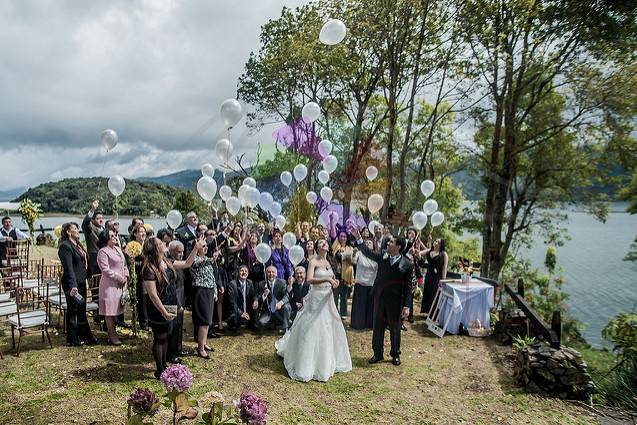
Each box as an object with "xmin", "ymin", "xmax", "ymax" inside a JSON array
[{"xmin": 7, "ymin": 204, "xmax": 637, "ymax": 347}]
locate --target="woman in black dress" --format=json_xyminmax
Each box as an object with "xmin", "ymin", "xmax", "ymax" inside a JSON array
[
  {"xmin": 58, "ymin": 222, "xmax": 97, "ymax": 346},
  {"xmin": 142, "ymin": 235, "xmax": 202, "ymax": 378},
  {"xmin": 418, "ymin": 238, "xmax": 448, "ymax": 315}
]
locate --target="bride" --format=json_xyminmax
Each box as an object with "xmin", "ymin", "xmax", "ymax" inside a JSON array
[{"xmin": 275, "ymin": 238, "xmax": 352, "ymax": 382}]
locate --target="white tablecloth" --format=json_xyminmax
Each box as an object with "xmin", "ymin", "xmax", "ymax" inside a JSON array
[{"xmin": 437, "ymin": 280, "xmax": 494, "ymax": 335}]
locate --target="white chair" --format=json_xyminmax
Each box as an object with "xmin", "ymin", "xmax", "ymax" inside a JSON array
[{"xmin": 9, "ymin": 283, "xmax": 53, "ymax": 356}]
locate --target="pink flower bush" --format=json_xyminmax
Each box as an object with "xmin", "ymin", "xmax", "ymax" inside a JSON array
[
  {"xmin": 237, "ymin": 392, "xmax": 268, "ymax": 425},
  {"xmin": 160, "ymin": 364, "xmax": 193, "ymax": 392}
]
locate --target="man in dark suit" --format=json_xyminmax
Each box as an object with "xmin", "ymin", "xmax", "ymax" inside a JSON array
[
  {"xmin": 351, "ymin": 226, "xmax": 413, "ymax": 366},
  {"xmin": 175, "ymin": 211, "xmax": 198, "ymax": 308},
  {"xmin": 167, "ymin": 240, "xmax": 187, "ymax": 363},
  {"xmin": 257, "ymin": 265, "xmax": 291, "ymax": 334},
  {"xmin": 81, "ymin": 200, "xmax": 104, "ymax": 276},
  {"xmin": 226, "ymin": 265, "xmax": 259, "ymax": 331},
  {"xmin": 290, "ymin": 265, "xmax": 310, "ymax": 322}
]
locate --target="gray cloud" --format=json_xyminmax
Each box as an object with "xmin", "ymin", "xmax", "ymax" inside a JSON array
[{"xmin": 0, "ymin": 0, "xmax": 306, "ymax": 190}]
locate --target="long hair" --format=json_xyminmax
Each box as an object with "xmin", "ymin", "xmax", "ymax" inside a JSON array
[{"xmin": 141, "ymin": 236, "xmax": 174, "ymax": 293}]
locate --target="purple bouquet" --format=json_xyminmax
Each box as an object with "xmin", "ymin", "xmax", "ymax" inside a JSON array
[
  {"xmin": 236, "ymin": 392, "xmax": 268, "ymax": 425},
  {"xmin": 160, "ymin": 364, "xmax": 193, "ymax": 393},
  {"xmin": 127, "ymin": 388, "xmax": 159, "ymax": 415}
]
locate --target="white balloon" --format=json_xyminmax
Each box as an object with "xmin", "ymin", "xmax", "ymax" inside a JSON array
[
  {"xmin": 366, "ymin": 166, "xmax": 378, "ymax": 181},
  {"xmin": 246, "ymin": 187, "xmax": 260, "ymax": 209},
  {"xmin": 317, "ymin": 139, "xmax": 333, "ymax": 157},
  {"xmin": 280, "ymin": 171, "xmax": 293, "ymax": 187},
  {"xmin": 259, "ymin": 192, "xmax": 274, "ymax": 211},
  {"xmin": 282, "ymin": 232, "xmax": 297, "ymax": 249},
  {"xmin": 201, "ymin": 163, "xmax": 215, "ymax": 178},
  {"xmin": 215, "ymin": 138, "xmax": 234, "ymax": 163},
  {"xmin": 301, "ymin": 102, "xmax": 321, "ymax": 123},
  {"xmin": 269, "ymin": 201, "xmax": 282, "ymax": 217},
  {"xmin": 243, "ymin": 177, "xmax": 256, "ymax": 188},
  {"xmin": 367, "ymin": 193, "xmax": 384, "ymax": 214},
  {"xmin": 423, "ymin": 199, "xmax": 439, "ymax": 216},
  {"xmin": 318, "ymin": 170, "xmax": 330, "ymax": 185},
  {"xmin": 412, "ymin": 211, "xmax": 428, "ymax": 230},
  {"xmin": 100, "ymin": 129, "xmax": 118, "ymax": 152},
  {"xmin": 368, "ymin": 219, "xmax": 380, "ymax": 234},
  {"xmin": 431, "ymin": 211, "xmax": 445, "ymax": 227},
  {"xmin": 219, "ymin": 185, "xmax": 232, "ymax": 201},
  {"xmin": 108, "ymin": 175, "xmax": 125, "ymax": 197},
  {"xmin": 197, "ymin": 176, "xmax": 217, "ymax": 201},
  {"xmin": 306, "ymin": 191, "xmax": 317, "ymax": 203},
  {"xmin": 288, "ymin": 245, "xmax": 305, "ymax": 267},
  {"xmin": 225, "ymin": 196, "xmax": 242, "ymax": 216},
  {"xmin": 238, "ymin": 184, "xmax": 250, "ymax": 202},
  {"xmin": 420, "ymin": 180, "xmax": 435, "ymax": 198},
  {"xmin": 293, "ymin": 164, "xmax": 308, "ymax": 182},
  {"xmin": 166, "ymin": 210, "xmax": 183, "ymax": 229},
  {"xmin": 322, "ymin": 155, "xmax": 338, "ymax": 173},
  {"xmin": 320, "ymin": 186, "xmax": 333, "ymax": 202},
  {"xmin": 275, "ymin": 215, "xmax": 287, "ymax": 229},
  {"xmin": 319, "ymin": 18, "xmax": 347, "ymax": 46},
  {"xmin": 220, "ymin": 98, "xmax": 243, "ymax": 129},
  {"xmin": 255, "ymin": 243, "xmax": 272, "ymax": 264}
]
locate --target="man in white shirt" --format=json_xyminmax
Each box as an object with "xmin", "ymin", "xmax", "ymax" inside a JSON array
[
  {"xmin": 0, "ymin": 216, "xmax": 30, "ymax": 266},
  {"xmin": 227, "ymin": 265, "xmax": 259, "ymax": 331}
]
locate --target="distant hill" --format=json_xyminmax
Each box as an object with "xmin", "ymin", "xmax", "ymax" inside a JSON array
[
  {"xmin": 14, "ymin": 177, "xmax": 191, "ymax": 216},
  {"xmin": 0, "ymin": 187, "xmax": 26, "ymax": 202}
]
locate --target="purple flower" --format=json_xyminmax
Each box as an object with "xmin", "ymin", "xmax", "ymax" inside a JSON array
[
  {"xmin": 238, "ymin": 392, "xmax": 267, "ymax": 425},
  {"xmin": 160, "ymin": 364, "xmax": 193, "ymax": 392},
  {"xmin": 127, "ymin": 388, "xmax": 159, "ymax": 415}
]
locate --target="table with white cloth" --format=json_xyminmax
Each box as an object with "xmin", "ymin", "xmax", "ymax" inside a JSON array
[{"xmin": 434, "ymin": 279, "xmax": 494, "ymax": 335}]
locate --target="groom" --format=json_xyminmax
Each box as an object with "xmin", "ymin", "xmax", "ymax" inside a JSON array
[{"xmin": 351, "ymin": 226, "xmax": 413, "ymax": 366}]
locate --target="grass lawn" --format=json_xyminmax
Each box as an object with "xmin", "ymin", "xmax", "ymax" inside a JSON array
[{"xmin": 0, "ymin": 305, "xmax": 598, "ymax": 425}]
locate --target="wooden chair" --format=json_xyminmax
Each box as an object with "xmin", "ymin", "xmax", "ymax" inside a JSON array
[
  {"xmin": 5, "ymin": 240, "xmax": 31, "ymax": 277},
  {"xmin": 0, "ymin": 270, "xmax": 20, "ymax": 359},
  {"xmin": 8, "ymin": 276, "xmax": 53, "ymax": 356},
  {"xmin": 86, "ymin": 274, "xmax": 101, "ymax": 321}
]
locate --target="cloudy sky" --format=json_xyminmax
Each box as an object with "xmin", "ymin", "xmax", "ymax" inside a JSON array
[{"xmin": 0, "ymin": 0, "xmax": 307, "ymax": 191}]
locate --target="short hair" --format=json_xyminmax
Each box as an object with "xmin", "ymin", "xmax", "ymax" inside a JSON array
[
  {"xmin": 168, "ymin": 240, "xmax": 184, "ymax": 254},
  {"xmin": 238, "ymin": 264, "xmax": 249, "ymax": 272},
  {"xmin": 294, "ymin": 266, "xmax": 306, "ymax": 274},
  {"xmin": 157, "ymin": 228, "xmax": 173, "ymax": 241},
  {"xmin": 393, "ymin": 236, "xmax": 407, "ymax": 251},
  {"xmin": 93, "ymin": 210, "xmax": 103, "ymax": 218},
  {"xmin": 2, "ymin": 216, "xmax": 10, "ymax": 224},
  {"xmin": 272, "ymin": 228, "xmax": 283, "ymax": 237},
  {"xmin": 266, "ymin": 265, "xmax": 278, "ymax": 273},
  {"xmin": 186, "ymin": 211, "xmax": 197, "ymax": 219}
]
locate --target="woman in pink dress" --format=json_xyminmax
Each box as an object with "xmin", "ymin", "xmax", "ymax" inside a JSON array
[{"xmin": 97, "ymin": 229, "xmax": 129, "ymax": 345}]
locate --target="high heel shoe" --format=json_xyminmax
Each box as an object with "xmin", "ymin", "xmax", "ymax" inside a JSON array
[
  {"xmin": 204, "ymin": 344, "xmax": 214, "ymax": 352},
  {"xmin": 196, "ymin": 349, "xmax": 210, "ymax": 359},
  {"xmin": 108, "ymin": 338, "xmax": 123, "ymax": 346}
]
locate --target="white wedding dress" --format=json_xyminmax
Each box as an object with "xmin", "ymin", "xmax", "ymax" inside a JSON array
[{"xmin": 275, "ymin": 267, "xmax": 352, "ymax": 382}]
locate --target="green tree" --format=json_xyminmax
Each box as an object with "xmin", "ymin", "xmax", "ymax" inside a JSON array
[{"xmin": 173, "ymin": 191, "xmax": 209, "ymax": 225}]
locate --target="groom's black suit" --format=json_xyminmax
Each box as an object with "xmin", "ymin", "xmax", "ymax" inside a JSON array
[{"xmin": 355, "ymin": 241, "xmax": 413, "ymax": 359}]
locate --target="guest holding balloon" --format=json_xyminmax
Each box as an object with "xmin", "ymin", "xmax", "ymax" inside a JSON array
[
  {"xmin": 142, "ymin": 235, "xmax": 202, "ymax": 379},
  {"xmin": 189, "ymin": 241, "xmax": 219, "ymax": 359},
  {"xmin": 243, "ymin": 231, "xmax": 264, "ymax": 284},
  {"xmin": 268, "ymin": 229, "xmax": 294, "ymax": 285},
  {"xmin": 58, "ymin": 222, "xmax": 97, "ymax": 346},
  {"xmin": 350, "ymin": 239, "xmax": 378, "ymax": 330},
  {"xmin": 416, "ymin": 237, "xmax": 448, "ymax": 315}
]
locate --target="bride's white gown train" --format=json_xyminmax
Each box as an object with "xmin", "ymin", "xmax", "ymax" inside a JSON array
[{"xmin": 275, "ymin": 268, "xmax": 352, "ymax": 382}]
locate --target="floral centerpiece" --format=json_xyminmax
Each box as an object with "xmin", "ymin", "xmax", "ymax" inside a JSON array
[
  {"xmin": 161, "ymin": 364, "xmax": 198, "ymax": 424},
  {"xmin": 124, "ymin": 240, "xmax": 143, "ymax": 336},
  {"xmin": 18, "ymin": 198, "xmax": 43, "ymax": 241}
]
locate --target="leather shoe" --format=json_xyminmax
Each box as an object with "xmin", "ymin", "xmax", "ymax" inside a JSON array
[
  {"xmin": 168, "ymin": 357, "xmax": 183, "ymax": 364},
  {"xmin": 392, "ymin": 356, "xmax": 401, "ymax": 366},
  {"xmin": 401, "ymin": 324, "xmax": 407, "ymax": 331},
  {"xmin": 207, "ymin": 331, "xmax": 220, "ymax": 339},
  {"xmin": 368, "ymin": 355, "xmax": 383, "ymax": 364}
]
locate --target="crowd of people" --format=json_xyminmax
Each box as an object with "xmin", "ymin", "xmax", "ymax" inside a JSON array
[{"xmin": 56, "ymin": 200, "xmax": 449, "ymax": 379}]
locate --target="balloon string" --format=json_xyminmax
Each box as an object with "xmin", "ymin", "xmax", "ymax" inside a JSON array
[{"xmin": 95, "ymin": 155, "xmax": 108, "ymax": 201}]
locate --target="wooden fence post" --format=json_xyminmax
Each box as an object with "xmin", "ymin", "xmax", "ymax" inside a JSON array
[{"xmin": 551, "ymin": 311, "xmax": 562, "ymax": 348}]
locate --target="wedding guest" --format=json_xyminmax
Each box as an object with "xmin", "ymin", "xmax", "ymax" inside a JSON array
[
  {"xmin": 82, "ymin": 200, "xmax": 104, "ymax": 276},
  {"xmin": 126, "ymin": 217, "xmax": 144, "ymax": 243},
  {"xmin": 225, "ymin": 223, "xmax": 247, "ymax": 279},
  {"xmin": 129, "ymin": 224, "xmax": 148, "ymax": 330},
  {"xmin": 309, "ymin": 226, "xmax": 320, "ymax": 242},
  {"xmin": 58, "ymin": 222, "xmax": 96, "ymax": 346},
  {"xmin": 242, "ymin": 231, "xmax": 264, "ymax": 285},
  {"xmin": 157, "ymin": 228, "xmax": 174, "ymax": 247},
  {"xmin": 418, "ymin": 238, "xmax": 448, "ymax": 315},
  {"xmin": 257, "ymin": 265, "xmax": 291, "ymax": 334},
  {"xmin": 0, "ymin": 216, "xmax": 30, "ymax": 266},
  {"xmin": 175, "ymin": 211, "xmax": 199, "ymax": 308},
  {"xmin": 290, "ymin": 266, "xmax": 310, "ymax": 322},
  {"xmin": 142, "ymin": 235, "xmax": 201, "ymax": 379},
  {"xmin": 97, "ymin": 229, "xmax": 129, "ymax": 345},
  {"xmin": 299, "ymin": 239, "xmax": 315, "ymax": 271},
  {"xmin": 350, "ymin": 239, "xmax": 378, "ymax": 330},
  {"xmin": 256, "ymin": 222, "xmax": 270, "ymax": 245},
  {"xmin": 166, "ymin": 240, "xmax": 187, "ymax": 363},
  {"xmin": 190, "ymin": 242, "xmax": 218, "ymax": 359},
  {"xmin": 331, "ymin": 231, "xmax": 354, "ymax": 319},
  {"xmin": 226, "ymin": 265, "xmax": 258, "ymax": 331},
  {"xmin": 268, "ymin": 229, "xmax": 293, "ymax": 285}
]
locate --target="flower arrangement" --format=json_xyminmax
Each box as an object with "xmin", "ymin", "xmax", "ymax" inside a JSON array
[
  {"xmin": 18, "ymin": 198, "xmax": 42, "ymax": 240},
  {"xmin": 143, "ymin": 223, "xmax": 154, "ymax": 233},
  {"xmin": 161, "ymin": 364, "xmax": 197, "ymax": 424},
  {"xmin": 54, "ymin": 225, "xmax": 62, "ymax": 238},
  {"xmin": 124, "ymin": 240, "xmax": 143, "ymax": 336},
  {"xmin": 126, "ymin": 388, "xmax": 160, "ymax": 425},
  {"xmin": 123, "ymin": 366, "xmax": 268, "ymax": 424}
]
